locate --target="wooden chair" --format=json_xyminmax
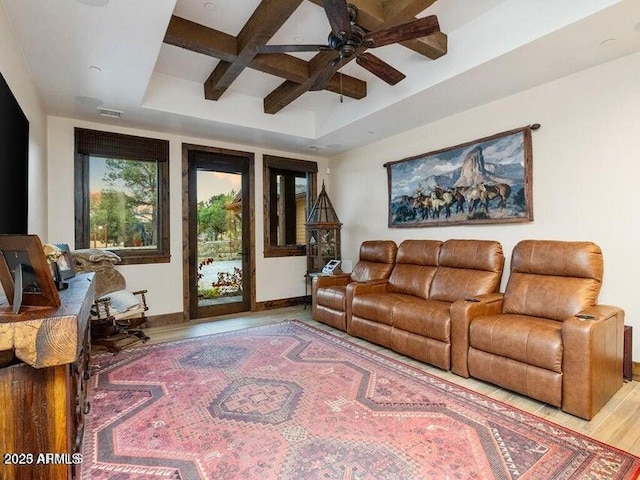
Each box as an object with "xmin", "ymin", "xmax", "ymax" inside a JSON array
[
  {"xmin": 90, "ymin": 288, "xmax": 150, "ymax": 353},
  {"xmin": 71, "ymin": 248, "xmax": 150, "ymax": 353}
]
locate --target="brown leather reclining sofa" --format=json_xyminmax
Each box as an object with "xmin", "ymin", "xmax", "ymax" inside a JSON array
[
  {"xmin": 450, "ymin": 240, "xmax": 624, "ymax": 420},
  {"xmin": 312, "ymin": 240, "xmax": 397, "ymax": 332},
  {"xmin": 348, "ymin": 239, "xmax": 505, "ymax": 370},
  {"xmin": 312, "ymin": 238, "xmax": 625, "ymax": 419}
]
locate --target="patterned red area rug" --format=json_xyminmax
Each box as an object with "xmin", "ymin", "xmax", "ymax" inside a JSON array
[{"xmin": 81, "ymin": 320, "xmax": 640, "ymax": 479}]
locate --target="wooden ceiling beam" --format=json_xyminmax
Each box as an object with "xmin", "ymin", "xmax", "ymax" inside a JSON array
[
  {"xmin": 402, "ymin": 32, "xmax": 447, "ymax": 59},
  {"xmin": 264, "ymin": 50, "xmax": 346, "ymax": 115},
  {"xmin": 382, "ymin": 0, "xmax": 437, "ymax": 25},
  {"xmin": 164, "ymin": 16, "xmax": 237, "ymax": 63},
  {"xmin": 204, "ymin": 0, "xmax": 303, "ymax": 101},
  {"xmin": 382, "ymin": 0, "xmax": 447, "ymax": 59},
  {"xmin": 165, "ymin": 0, "xmax": 447, "ymax": 115},
  {"xmin": 264, "ymin": 0, "xmax": 435, "ymax": 114},
  {"xmin": 164, "ymin": 15, "xmax": 366, "ymax": 102}
]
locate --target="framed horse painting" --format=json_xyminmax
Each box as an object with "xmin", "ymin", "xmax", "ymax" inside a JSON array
[{"xmin": 385, "ymin": 126, "xmax": 534, "ymax": 228}]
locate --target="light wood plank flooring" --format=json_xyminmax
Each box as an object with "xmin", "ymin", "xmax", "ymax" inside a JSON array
[{"xmin": 115, "ymin": 306, "xmax": 640, "ymax": 457}]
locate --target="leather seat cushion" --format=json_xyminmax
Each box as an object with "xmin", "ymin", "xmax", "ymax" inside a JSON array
[
  {"xmin": 316, "ymin": 286, "xmax": 347, "ymax": 311},
  {"xmin": 391, "ymin": 300, "xmax": 451, "ymax": 343},
  {"xmin": 469, "ymin": 314, "xmax": 563, "ymax": 373},
  {"xmin": 351, "ymin": 293, "xmax": 413, "ymax": 326}
]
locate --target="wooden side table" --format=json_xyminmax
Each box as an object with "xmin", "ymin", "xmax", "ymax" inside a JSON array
[{"xmin": 304, "ymin": 272, "xmax": 327, "ymax": 309}]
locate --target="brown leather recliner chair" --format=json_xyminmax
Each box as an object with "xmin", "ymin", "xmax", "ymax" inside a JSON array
[
  {"xmin": 312, "ymin": 240, "xmax": 397, "ymax": 331},
  {"xmin": 451, "ymin": 240, "xmax": 624, "ymax": 420}
]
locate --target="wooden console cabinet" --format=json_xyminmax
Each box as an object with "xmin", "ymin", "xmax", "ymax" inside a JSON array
[{"xmin": 0, "ymin": 273, "xmax": 95, "ymax": 480}]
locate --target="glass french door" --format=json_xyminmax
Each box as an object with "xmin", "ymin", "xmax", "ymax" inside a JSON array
[{"xmin": 188, "ymin": 151, "xmax": 251, "ymax": 318}]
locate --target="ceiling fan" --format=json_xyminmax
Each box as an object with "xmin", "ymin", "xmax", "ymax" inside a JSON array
[{"xmin": 255, "ymin": 0, "xmax": 440, "ymax": 91}]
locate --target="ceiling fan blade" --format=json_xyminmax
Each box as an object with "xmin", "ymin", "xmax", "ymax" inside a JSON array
[
  {"xmin": 256, "ymin": 44, "xmax": 329, "ymax": 54},
  {"xmin": 310, "ymin": 57, "xmax": 342, "ymax": 91},
  {"xmin": 363, "ymin": 15, "xmax": 440, "ymax": 48},
  {"xmin": 322, "ymin": 0, "xmax": 352, "ymax": 39},
  {"xmin": 356, "ymin": 53, "xmax": 406, "ymax": 85}
]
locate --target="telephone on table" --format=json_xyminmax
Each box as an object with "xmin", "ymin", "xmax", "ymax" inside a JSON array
[{"xmin": 322, "ymin": 259, "xmax": 342, "ymax": 275}]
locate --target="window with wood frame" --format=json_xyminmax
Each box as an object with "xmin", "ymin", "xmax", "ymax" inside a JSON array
[
  {"xmin": 74, "ymin": 128, "xmax": 170, "ymax": 264},
  {"xmin": 263, "ymin": 155, "xmax": 317, "ymax": 257}
]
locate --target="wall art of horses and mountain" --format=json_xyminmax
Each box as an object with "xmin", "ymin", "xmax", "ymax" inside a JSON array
[{"xmin": 386, "ymin": 126, "xmax": 533, "ymax": 227}]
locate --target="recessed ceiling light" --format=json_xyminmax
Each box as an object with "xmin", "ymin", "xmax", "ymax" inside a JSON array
[
  {"xmin": 293, "ymin": 36, "xmax": 304, "ymax": 44},
  {"xmin": 204, "ymin": 2, "xmax": 217, "ymax": 11},
  {"xmin": 600, "ymin": 38, "xmax": 617, "ymax": 47},
  {"xmin": 76, "ymin": 0, "xmax": 109, "ymax": 6},
  {"xmin": 89, "ymin": 65, "xmax": 102, "ymax": 72}
]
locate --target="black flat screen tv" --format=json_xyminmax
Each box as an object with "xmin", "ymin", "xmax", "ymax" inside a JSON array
[{"xmin": 0, "ymin": 70, "xmax": 29, "ymax": 234}]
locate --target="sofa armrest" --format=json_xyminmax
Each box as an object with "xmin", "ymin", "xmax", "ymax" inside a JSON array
[
  {"xmin": 561, "ymin": 305, "xmax": 625, "ymax": 420},
  {"xmin": 348, "ymin": 279, "xmax": 389, "ymax": 296},
  {"xmin": 311, "ymin": 274, "xmax": 352, "ymax": 316},
  {"xmin": 450, "ymin": 293, "xmax": 504, "ymax": 377},
  {"xmin": 313, "ymin": 273, "xmax": 351, "ymax": 290}
]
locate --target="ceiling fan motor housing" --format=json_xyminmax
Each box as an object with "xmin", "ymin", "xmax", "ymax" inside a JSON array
[{"xmin": 328, "ymin": 23, "xmax": 365, "ymax": 59}]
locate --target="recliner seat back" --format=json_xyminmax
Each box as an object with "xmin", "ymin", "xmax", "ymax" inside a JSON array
[
  {"xmin": 387, "ymin": 240, "xmax": 442, "ymax": 300},
  {"xmin": 349, "ymin": 240, "xmax": 397, "ymax": 283},
  {"xmin": 430, "ymin": 239, "xmax": 504, "ymax": 302},
  {"xmin": 503, "ymin": 240, "xmax": 603, "ymax": 321}
]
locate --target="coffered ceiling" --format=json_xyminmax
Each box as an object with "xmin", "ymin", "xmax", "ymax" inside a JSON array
[{"xmin": 2, "ymin": 0, "xmax": 640, "ymax": 155}]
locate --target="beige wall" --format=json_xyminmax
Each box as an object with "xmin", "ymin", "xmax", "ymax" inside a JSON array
[
  {"xmin": 330, "ymin": 51, "xmax": 640, "ymax": 361},
  {"xmin": 46, "ymin": 117, "xmax": 328, "ymax": 316},
  {"xmin": 0, "ymin": 3, "xmax": 48, "ymax": 237}
]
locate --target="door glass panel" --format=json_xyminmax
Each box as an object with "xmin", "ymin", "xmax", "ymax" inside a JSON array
[{"xmin": 196, "ymin": 170, "xmax": 243, "ymax": 307}]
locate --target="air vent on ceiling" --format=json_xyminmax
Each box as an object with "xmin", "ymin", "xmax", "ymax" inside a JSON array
[
  {"xmin": 97, "ymin": 107, "xmax": 123, "ymax": 119},
  {"xmin": 306, "ymin": 145, "xmax": 326, "ymax": 151}
]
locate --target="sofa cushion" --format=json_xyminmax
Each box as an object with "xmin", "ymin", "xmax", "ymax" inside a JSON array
[
  {"xmin": 469, "ymin": 314, "xmax": 563, "ymax": 373},
  {"xmin": 387, "ymin": 240, "xmax": 441, "ymax": 300},
  {"xmin": 430, "ymin": 239, "xmax": 504, "ymax": 302},
  {"xmin": 316, "ymin": 285, "xmax": 347, "ymax": 311},
  {"xmin": 503, "ymin": 240, "xmax": 602, "ymax": 320},
  {"xmin": 352, "ymin": 293, "xmax": 412, "ymax": 326},
  {"xmin": 391, "ymin": 299, "xmax": 451, "ymax": 343}
]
